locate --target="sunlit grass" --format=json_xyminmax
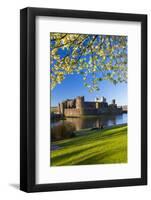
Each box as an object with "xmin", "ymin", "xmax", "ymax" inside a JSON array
[{"xmin": 51, "ymin": 125, "xmax": 127, "ymax": 166}]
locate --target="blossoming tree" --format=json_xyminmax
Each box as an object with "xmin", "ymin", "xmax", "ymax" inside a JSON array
[{"xmin": 50, "ymin": 33, "xmax": 127, "ymax": 92}]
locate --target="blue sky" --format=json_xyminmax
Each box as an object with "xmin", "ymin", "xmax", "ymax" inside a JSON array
[
  {"xmin": 51, "ymin": 73, "xmax": 127, "ymax": 107},
  {"xmin": 50, "ymin": 34, "xmax": 127, "ymax": 107}
]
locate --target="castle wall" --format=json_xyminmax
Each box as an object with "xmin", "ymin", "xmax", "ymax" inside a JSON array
[
  {"xmin": 84, "ymin": 102, "xmax": 96, "ymax": 109},
  {"xmin": 64, "ymin": 108, "xmax": 81, "ymax": 117},
  {"xmin": 58, "ymin": 96, "xmax": 124, "ymax": 117},
  {"xmin": 64, "ymin": 108, "xmax": 98, "ymax": 116},
  {"xmin": 82, "ymin": 108, "xmax": 98, "ymax": 115}
]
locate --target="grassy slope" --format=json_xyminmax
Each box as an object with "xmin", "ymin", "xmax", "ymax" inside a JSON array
[{"xmin": 51, "ymin": 125, "xmax": 127, "ymax": 166}]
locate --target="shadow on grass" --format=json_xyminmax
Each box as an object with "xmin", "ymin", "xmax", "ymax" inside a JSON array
[
  {"xmin": 51, "ymin": 126, "xmax": 127, "ymax": 166},
  {"xmin": 75, "ymin": 146, "xmax": 127, "ymax": 165},
  {"xmin": 53, "ymin": 127, "xmax": 127, "ymax": 149},
  {"xmin": 51, "ymin": 140, "xmax": 110, "ymax": 165},
  {"xmin": 52, "ymin": 145, "xmax": 127, "ymax": 166}
]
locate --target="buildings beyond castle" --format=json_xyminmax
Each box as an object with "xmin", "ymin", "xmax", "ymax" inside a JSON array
[{"xmin": 57, "ymin": 96, "xmax": 126, "ymax": 117}]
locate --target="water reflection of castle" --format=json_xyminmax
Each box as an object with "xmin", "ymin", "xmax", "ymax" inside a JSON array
[{"xmin": 58, "ymin": 96, "xmax": 127, "ymax": 117}]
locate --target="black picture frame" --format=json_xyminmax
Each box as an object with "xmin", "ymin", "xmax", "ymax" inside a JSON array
[{"xmin": 20, "ymin": 7, "xmax": 147, "ymax": 192}]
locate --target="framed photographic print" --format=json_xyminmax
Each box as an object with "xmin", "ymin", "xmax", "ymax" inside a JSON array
[{"xmin": 20, "ymin": 7, "xmax": 147, "ymax": 192}]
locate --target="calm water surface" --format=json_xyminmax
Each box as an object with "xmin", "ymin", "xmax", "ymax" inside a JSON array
[
  {"xmin": 52, "ymin": 113, "xmax": 127, "ymax": 130},
  {"xmin": 51, "ymin": 113, "xmax": 127, "ymax": 141}
]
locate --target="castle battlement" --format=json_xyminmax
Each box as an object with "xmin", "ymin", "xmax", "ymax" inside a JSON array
[{"xmin": 58, "ymin": 96, "xmax": 124, "ymax": 117}]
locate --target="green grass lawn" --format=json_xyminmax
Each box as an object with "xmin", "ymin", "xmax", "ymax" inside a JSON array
[{"xmin": 51, "ymin": 125, "xmax": 127, "ymax": 166}]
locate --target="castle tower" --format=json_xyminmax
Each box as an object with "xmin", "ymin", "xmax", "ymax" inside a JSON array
[
  {"xmin": 100, "ymin": 96, "xmax": 106, "ymax": 103},
  {"xmin": 96, "ymin": 102, "xmax": 100, "ymax": 109},
  {"xmin": 112, "ymin": 99, "xmax": 116, "ymax": 105},
  {"xmin": 60, "ymin": 102, "xmax": 65, "ymax": 115},
  {"xmin": 95, "ymin": 97, "xmax": 100, "ymax": 102},
  {"xmin": 58, "ymin": 103, "xmax": 61, "ymax": 114},
  {"xmin": 76, "ymin": 96, "xmax": 84, "ymax": 115}
]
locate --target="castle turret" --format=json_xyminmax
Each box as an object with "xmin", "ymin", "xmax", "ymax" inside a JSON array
[
  {"xmin": 111, "ymin": 99, "xmax": 117, "ymax": 108},
  {"xmin": 95, "ymin": 97, "xmax": 101, "ymax": 109},
  {"xmin": 112, "ymin": 99, "xmax": 116, "ymax": 105},
  {"xmin": 58, "ymin": 103, "xmax": 61, "ymax": 114},
  {"xmin": 76, "ymin": 96, "xmax": 84, "ymax": 115},
  {"xmin": 100, "ymin": 96, "xmax": 106, "ymax": 103},
  {"xmin": 60, "ymin": 102, "xmax": 64, "ymax": 115},
  {"xmin": 96, "ymin": 102, "xmax": 100, "ymax": 109},
  {"xmin": 100, "ymin": 96, "xmax": 108, "ymax": 108}
]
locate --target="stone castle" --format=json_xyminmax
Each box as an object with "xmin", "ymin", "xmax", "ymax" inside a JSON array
[{"xmin": 58, "ymin": 96, "xmax": 125, "ymax": 117}]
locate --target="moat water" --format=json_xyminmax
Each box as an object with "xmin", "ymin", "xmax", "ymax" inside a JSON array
[{"xmin": 51, "ymin": 113, "xmax": 127, "ymax": 141}]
